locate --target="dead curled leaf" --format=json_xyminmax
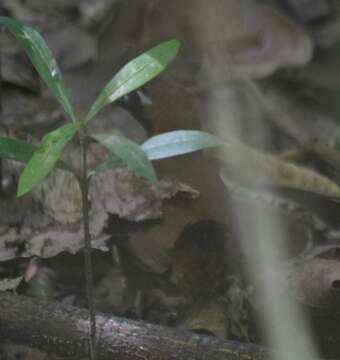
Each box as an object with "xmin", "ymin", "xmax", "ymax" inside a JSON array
[
  {"xmin": 90, "ymin": 167, "xmax": 199, "ymax": 222},
  {"xmin": 114, "ymin": 180, "xmax": 204, "ymax": 275},
  {"xmin": 280, "ymin": 245, "xmax": 340, "ymax": 309},
  {"xmin": 213, "ymin": 141, "xmax": 340, "ymax": 198},
  {"xmin": 0, "ymin": 276, "xmax": 23, "ymax": 292},
  {"xmin": 0, "ymin": 165, "xmax": 199, "ymax": 261},
  {"xmin": 251, "ymin": 245, "xmax": 340, "ymax": 310},
  {"xmin": 0, "ymin": 211, "xmax": 110, "ymax": 261},
  {"xmin": 32, "ymin": 170, "xmax": 84, "ymax": 225}
]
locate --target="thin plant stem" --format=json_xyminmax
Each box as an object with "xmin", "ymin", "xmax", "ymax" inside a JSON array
[
  {"xmin": 0, "ymin": 28, "xmax": 3, "ymax": 194},
  {"xmin": 79, "ymin": 127, "xmax": 97, "ymax": 360}
]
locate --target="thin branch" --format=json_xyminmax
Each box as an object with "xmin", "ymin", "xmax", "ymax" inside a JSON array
[
  {"xmin": 0, "ymin": 28, "xmax": 3, "ymax": 194},
  {"xmin": 79, "ymin": 127, "xmax": 97, "ymax": 360}
]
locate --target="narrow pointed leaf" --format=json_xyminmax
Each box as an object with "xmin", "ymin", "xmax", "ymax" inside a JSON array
[
  {"xmin": 0, "ymin": 16, "xmax": 76, "ymax": 122},
  {"xmin": 0, "ymin": 137, "xmax": 70, "ymax": 171},
  {"xmin": 142, "ymin": 130, "xmax": 224, "ymax": 160},
  {"xmin": 86, "ymin": 39, "xmax": 180, "ymax": 122},
  {"xmin": 89, "ymin": 153, "xmax": 122, "ymax": 177},
  {"xmin": 0, "ymin": 137, "xmax": 36, "ymax": 163},
  {"xmin": 17, "ymin": 122, "xmax": 81, "ymax": 196},
  {"xmin": 92, "ymin": 133, "xmax": 157, "ymax": 182}
]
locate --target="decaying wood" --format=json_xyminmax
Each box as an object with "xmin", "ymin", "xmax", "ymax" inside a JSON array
[{"xmin": 0, "ymin": 291, "xmax": 272, "ymax": 360}]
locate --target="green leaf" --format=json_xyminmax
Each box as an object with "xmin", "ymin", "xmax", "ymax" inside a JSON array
[
  {"xmin": 86, "ymin": 39, "xmax": 180, "ymax": 122},
  {"xmin": 0, "ymin": 16, "xmax": 76, "ymax": 122},
  {"xmin": 89, "ymin": 153, "xmax": 122, "ymax": 177},
  {"xmin": 142, "ymin": 130, "xmax": 223, "ymax": 160},
  {"xmin": 92, "ymin": 133, "xmax": 157, "ymax": 182},
  {"xmin": 0, "ymin": 137, "xmax": 36, "ymax": 163},
  {"xmin": 0, "ymin": 137, "xmax": 70, "ymax": 171},
  {"xmin": 17, "ymin": 122, "xmax": 81, "ymax": 196}
]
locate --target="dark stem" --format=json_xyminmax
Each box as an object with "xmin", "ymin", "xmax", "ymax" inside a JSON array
[
  {"xmin": 0, "ymin": 28, "xmax": 3, "ymax": 194},
  {"xmin": 79, "ymin": 127, "xmax": 97, "ymax": 360}
]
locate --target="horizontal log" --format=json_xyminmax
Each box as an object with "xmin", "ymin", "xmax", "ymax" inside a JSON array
[{"xmin": 0, "ymin": 291, "xmax": 271, "ymax": 360}]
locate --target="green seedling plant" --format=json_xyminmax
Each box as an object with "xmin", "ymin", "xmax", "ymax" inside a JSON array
[{"xmin": 0, "ymin": 17, "xmax": 223, "ymax": 360}]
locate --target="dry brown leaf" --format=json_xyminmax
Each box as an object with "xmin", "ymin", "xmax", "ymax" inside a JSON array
[
  {"xmin": 250, "ymin": 245, "xmax": 340, "ymax": 310},
  {"xmin": 0, "ymin": 164, "xmax": 200, "ymax": 262},
  {"xmin": 281, "ymin": 245, "xmax": 340, "ymax": 309},
  {"xmin": 0, "ymin": 276, "xmax": 23, "ymax": 291},
  {"xmin": 91, "ymin": 168, "xmax": 199, "ymax": 222}
]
